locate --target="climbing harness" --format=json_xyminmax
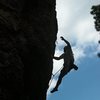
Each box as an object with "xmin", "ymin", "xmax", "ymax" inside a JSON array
[{"xmin": 49, "ymin": 66, "xmax": 63, "ymax": 86}]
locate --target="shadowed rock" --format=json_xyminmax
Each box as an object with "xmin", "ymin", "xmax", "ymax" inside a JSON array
[{"xmin": 0, "ymin": 0, "xmax": 58, "ymax": 100}]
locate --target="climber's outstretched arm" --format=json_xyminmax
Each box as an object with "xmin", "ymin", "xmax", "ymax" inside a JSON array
[
  {"xmin": 53, "ymin": 54, "xmax": 64, "ymax": 60},
  {"xmin": 60, "ymin": 36, "xmax": 71, "ymax": 47}
]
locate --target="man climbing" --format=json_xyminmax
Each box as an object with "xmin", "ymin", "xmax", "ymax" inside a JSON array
[{"xmin": 51, "ymin": 36, "xmax": 78, "ymax": 93}]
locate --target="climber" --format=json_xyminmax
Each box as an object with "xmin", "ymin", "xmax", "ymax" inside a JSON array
[{"xmin": 51, "ymin": 36, "xmax": 78, "ymax": 93}]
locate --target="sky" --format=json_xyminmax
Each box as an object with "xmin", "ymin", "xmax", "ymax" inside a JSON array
[{"xmin": 47, "ymin": 0, "xmax": 100, "ymax": 100}]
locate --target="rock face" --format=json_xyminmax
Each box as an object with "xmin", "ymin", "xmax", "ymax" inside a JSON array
[{"xmin": 0, "ymin": 0, "xmax": 58, "ymax": 100}]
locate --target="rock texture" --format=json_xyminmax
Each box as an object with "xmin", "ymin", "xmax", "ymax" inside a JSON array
[{"xmin": 0, "ymin": 0, "xmax": 58, "ymax": 100}]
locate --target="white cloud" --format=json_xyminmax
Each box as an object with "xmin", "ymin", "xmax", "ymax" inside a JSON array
[
  {"xmin": 56, "ymin": 0, "xmax": 99, "ymax": 44},
  {"xmin": 74, "ymin": 17, "xmax": 99, "ymax": 46},
  {"xmin": 72, "ymin": 47, "xmax": 86, "ymax": 63}
]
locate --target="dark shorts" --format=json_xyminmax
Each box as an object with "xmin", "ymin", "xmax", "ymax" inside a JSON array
[{"xmin": 60, "ymin": 63, "xmax": 74, "ymax": 77}]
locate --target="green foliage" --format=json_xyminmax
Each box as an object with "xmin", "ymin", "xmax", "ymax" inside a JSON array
[
  {"xmin": 91, "ymin": 5, "xmax": 100, "ymax": 58},
  {"xmin": 91, "ymin": 5, "xmax": 100, "ymax": 31}
]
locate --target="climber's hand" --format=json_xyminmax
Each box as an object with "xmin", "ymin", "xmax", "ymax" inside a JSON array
[{"xmin": 60, "ymin": 36, "xmax": 64, "ymax": 40}]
